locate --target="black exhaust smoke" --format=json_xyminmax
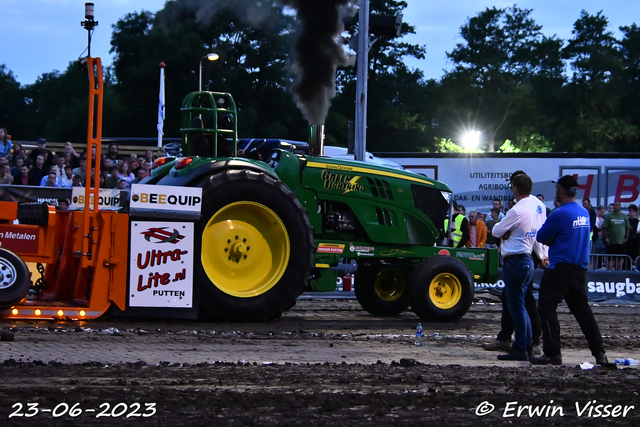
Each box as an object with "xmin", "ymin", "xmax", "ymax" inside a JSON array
[{"xmin": 276, "ymin": 0, "xmax": 357, "ymax": 126}]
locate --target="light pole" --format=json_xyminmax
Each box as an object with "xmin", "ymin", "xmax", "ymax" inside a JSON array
[
  {"xmin": 80, "ymin": 2, "xmax": 98, "ymax": 57},
  {"xmin": 198, "ymin": 53, "xmax": 220, "ymax": 91}
]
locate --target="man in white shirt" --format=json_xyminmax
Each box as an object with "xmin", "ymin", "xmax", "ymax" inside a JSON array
[
  {"xmin": 491, "ymin": 171, "xmax": 548, "ymax": 361},
  {"xmin": 60, "ymin": 165, "xmax": 74, "ymax": 188}
]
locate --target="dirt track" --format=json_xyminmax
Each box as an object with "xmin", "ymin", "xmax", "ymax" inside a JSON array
[{"xmin": 1, "ymin": 294, "xmax": 640, "ymax": 426}]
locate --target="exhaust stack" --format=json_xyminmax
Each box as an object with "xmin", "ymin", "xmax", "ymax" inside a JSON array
[{"xmin": 309, "ymin": 125, "xmax": 325, "ymax": 156}]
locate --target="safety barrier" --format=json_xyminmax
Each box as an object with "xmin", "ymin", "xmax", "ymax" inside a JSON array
[{"xmin": 589, "ymin": 254, "xmax": 635, "ymax": 271}]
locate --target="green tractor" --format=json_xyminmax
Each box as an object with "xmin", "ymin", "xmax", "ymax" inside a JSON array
[{"xmin": 144, "ymin": 91, "xmax": 498, "ymax": 322}]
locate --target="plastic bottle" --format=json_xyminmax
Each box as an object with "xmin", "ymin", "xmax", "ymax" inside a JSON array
[
  {"xmin": 415, "ymin": 323, "xmax": 423, "ymax": 346},
  {"xmin": 615, "ymin": 358, "xmax": 640, "ymax": 366}
]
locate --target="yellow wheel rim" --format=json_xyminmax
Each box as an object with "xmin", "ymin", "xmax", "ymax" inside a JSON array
[
  {"xmin": 429, "ymin": 272, "xmax": 462, "ymax": 309},
  {"xmin": 374, "ymin": 268, "xmax": 406, "ymax": 302},
  {"xmin": 201, "ymin": 201, "xmax": 290, "ymax": 298}
]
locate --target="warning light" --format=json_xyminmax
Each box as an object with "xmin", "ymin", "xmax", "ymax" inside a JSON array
[
  {"xmin": 175, "ymin": 157, "xmax": 194, "ymax": 170},
  {"xmin": 79, "ymin": 310, "xmax": 86, "ymax": 317},
  {"xmin": 152, "ymin": 157, "xmax": 172, "ymax": 169},
  {"xmin": 34, "ymin": 309, "xmax": 42, "ymax": 316},
  {"xmin": 11, "ymin": 309, "xmax": 18, "ymax": 315},
  {"xmin": 57, "ymin": 310, "xmax": 64, "ymax": 317}
]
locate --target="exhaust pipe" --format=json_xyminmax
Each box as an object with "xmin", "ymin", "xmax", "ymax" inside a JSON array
[{"xmin": 309, "ymin": 125, "xmax": 324, "ymax": 156}]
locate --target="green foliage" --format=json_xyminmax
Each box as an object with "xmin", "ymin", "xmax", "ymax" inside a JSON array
[
  {"xmin": 556, "ymin": 11, "xmax": 633, "ymax": 152},
  {"xmin": 441, "ymin": 5, "xmax": 565, "ymax": 151},
  {"xmin": 431, "ymin": 138, "xmax": 483, "ymax": 153},
  {"xmin": 332, "ymin": 0, "xmax": 431, "ymax": 151},
  {"xmin": 0, "ymin": 65, "xmax": 29, "ymax": 137},
  {"xmin": 1, "ymin": 1, "xmax": 639, "ymax": 153},
  {"xmin": 496, "ymin": 134, "xmax": 553, "ymax": 153},
  {"xmin": 107, "ymin": 3, "xmax": 305, "ymax": 140}
]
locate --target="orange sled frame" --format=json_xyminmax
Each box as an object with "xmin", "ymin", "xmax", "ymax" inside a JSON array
[{"xmin": 0, "ymin": 57, "xmax": 129, "ymax": 320}]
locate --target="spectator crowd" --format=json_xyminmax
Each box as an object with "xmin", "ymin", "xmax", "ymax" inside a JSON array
[{"xmin": 0, "ymin": 131, "xmax": 156, "ymax": 190}]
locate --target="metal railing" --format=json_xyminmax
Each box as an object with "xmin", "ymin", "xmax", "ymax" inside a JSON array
[{"xmin": 589, "ymin": 254, "xmax": 635, "ymax": 271}]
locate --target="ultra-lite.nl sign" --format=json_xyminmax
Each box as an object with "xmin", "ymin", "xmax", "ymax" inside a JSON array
[{"xmin": 128, "ymin": 221, "xmax": 194, "ymax": 308}]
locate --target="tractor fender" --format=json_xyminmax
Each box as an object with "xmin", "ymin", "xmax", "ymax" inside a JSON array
[{"xmin": 154, "ymin": 158, "xmax": 279, "ymax": 187}]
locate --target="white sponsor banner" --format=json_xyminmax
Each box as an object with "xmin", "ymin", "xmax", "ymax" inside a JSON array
[
  {"xmin": 70, "ymin": 187, "xmax": 122, "ymax": 210},
  {"xmin": 383, "ymin": 155, "xmax": 640, "ymax": 213},
  {"xmin": 130, "ymin": 184, "xmax": 202, "ymax": 213},
  {"xmin": 128, "ymin": 221, "xmax": 194, "ymax": 308}
]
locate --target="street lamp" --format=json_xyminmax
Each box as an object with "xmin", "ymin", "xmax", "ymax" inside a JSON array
[{"xmin": 198, "ymin": 53, "xmax": 220, "ymax": 91}]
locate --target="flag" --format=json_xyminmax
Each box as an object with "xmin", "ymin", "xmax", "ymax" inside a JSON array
[{"xmin": 157, "ymin": 62, "xmax": 166, "ymax": 147}]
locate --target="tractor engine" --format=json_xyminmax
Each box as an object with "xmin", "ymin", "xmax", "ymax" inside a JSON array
[{"xmin": 324, "ymin": 202, "xmax": 357, "ymax": 232}]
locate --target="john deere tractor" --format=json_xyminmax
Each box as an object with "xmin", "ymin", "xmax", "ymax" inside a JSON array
[{"xmin": 144, "ymin": 91, "xmax": 498, "ymax": 322}]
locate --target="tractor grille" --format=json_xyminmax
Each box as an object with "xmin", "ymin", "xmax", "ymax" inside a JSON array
[
  {"xmin": 367, "ymin": 177, "xmax": 393, "ymax": 200},
  {"xmin": 411, "ymin": 185, "xmax": 450, "ymax": 230},
  {"xmin": 375, "ymin": 207, "xmax": 392, "ymax": 226}
]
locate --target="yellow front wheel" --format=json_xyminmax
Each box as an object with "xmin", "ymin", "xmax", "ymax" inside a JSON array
[
  {"xmin": 428, "ymin": 272, "xmax": 462, "ymax": 310},
  {"xmin": 409, "ymin": 256, "xmax": 474, "ymax": 322},
  {"xmin": 355, "ymin": 262, "xmax": 410, "ymax": 315}
]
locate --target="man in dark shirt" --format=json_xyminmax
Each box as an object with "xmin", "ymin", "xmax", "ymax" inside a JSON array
[
  {"xmin": 28, "ymin": 155, "xmax": 47, "ymax": 186},
  {"xmin": 105, "ymin": 143, "xmax": 123, "ymax": 167},
  {"xmin": 15, "ymin": 165, "xmax": 30, "ymax": 186},
  {"xmin": 485, "ymin": 207, "xmax": 501, "ymax": 248},
  {"xmin": 582, "ymin": 198, "xmax": 597, "ymax": 252},
  {"xmin": 28, "ymin": 138, "xmax": 54, "ymax": 170},
  {"xmin": 10, "ymin": 158, "xmax": 25, "ymax": 181}
]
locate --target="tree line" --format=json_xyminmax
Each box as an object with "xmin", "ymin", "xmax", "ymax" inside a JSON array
[{"xmin": 0, "ymin": 1, "xmax": 638, "ymax": 153}]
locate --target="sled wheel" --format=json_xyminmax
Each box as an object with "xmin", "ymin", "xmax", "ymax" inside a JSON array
[
  {"xmin": 0, "ymin": 248, "xmax": 30, "ymax": 309},
  {"xmin": 197, "ymin": 169, "xmax": 314, "ymax": 321},
  {"xmin": 354, "ymin": 261, "xmax": 410, "ymax": 315},
  {"xmin": 409, "ymin": 256, "xmax": 474, "ymax": 322}
]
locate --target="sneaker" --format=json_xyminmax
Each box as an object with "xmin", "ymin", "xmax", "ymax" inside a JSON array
[
  {"xmin": 594, "ymin": 353, "xmax": 610, "ymax": 365},
  {"xmin": 497, "ymin": 349, "xmax": 529, "ymax": 361},
  {"xmin": 530, "ymin": 354, "xmax": 562, "ymax": 365},
  {"xmin": 482, "ymin": 340, "xmax": 512, "ymax": 352}
]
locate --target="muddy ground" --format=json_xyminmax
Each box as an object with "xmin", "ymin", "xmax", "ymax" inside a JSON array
[{"xmin": 1, "ymin": 293, "xmax": 640, "ymax": 426}]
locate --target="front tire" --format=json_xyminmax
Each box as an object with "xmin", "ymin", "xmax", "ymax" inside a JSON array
[
  {"xmin": 196, "ymin": 169, "xmax": 314, "ymax": 322},
  {"xmin": 0, "ymin": 248, "xmax": 30, "ymax": 309},
  {"xmin": 409, "ymin": 256, "xmax": 474, "ymax": 322},
  {"xmin": 355, "ymin": 261, "xmax": 410, "ymax": 315}
]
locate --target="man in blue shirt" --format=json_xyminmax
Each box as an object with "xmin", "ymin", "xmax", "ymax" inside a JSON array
[{"xmin": 531, "ymin": 175, "xmax": 609, "ymax": 366}]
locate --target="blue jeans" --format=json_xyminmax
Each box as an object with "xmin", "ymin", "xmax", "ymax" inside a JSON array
[{"xmin": 502, "ymin": 254, "xmax": 534, "ymax": 351}]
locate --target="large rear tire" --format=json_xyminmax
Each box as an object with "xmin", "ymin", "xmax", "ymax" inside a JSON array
[
  {"xmin": 0, "ymin": 248, "xmax": 30, "ymax": 309},
  {"xmin": 355, "ymin": 261, "xmax": 410, "ymax": 315},
  {"xmin": 196, "ymin": 169, "xmax": 314, "ymax": 322},
  {"xmin": 409, "ymin": 256, "xmax": 474, "ymax": 322}
]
